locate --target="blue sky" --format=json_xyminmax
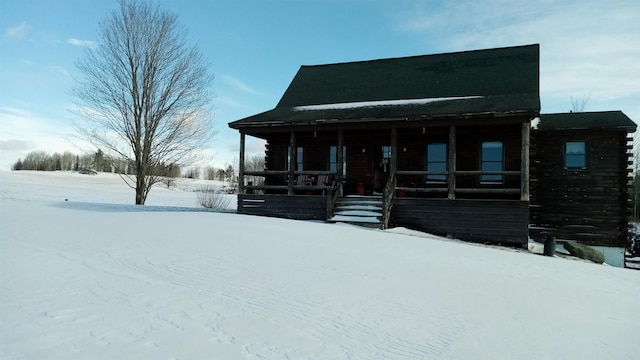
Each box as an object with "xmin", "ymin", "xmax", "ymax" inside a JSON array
[{"xmin": 1, "ymin": 0, "xmax": 639, "ymax": 171}]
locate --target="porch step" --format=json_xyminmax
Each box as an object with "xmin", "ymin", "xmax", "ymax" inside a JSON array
[{"xmin": 329, "ymin": 195, "xmax": 383, "ymax": 227}]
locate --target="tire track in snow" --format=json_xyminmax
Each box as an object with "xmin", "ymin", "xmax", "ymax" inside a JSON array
[{"xmin": 93, "ymin": 248, "xmax": 474, "ymax": 358}]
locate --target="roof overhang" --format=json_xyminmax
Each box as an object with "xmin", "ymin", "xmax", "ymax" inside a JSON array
[
  {"xmin": 229, "ymin": 94, "xmax": 540, "ymax": 132},
  {"xmin": 536, "ymin": 111, "xmax": 637, "ymax": 133}
]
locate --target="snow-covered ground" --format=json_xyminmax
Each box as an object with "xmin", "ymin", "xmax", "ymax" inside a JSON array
[{"xmin": 1, "ymin": 171, "xmax": 639, "ymax": 359}]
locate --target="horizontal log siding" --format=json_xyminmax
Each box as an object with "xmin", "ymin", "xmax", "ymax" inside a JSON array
[
  {"xmin": 530, "ymin": 130, "xmax": 631, "ymax": 247},
  {"xmin": 391, "ymin": 198, "xmax": 529, "ymax": 245},
  {"xmin": 238, "ymin": 194, "xmax": 328, "ymax": 220}
]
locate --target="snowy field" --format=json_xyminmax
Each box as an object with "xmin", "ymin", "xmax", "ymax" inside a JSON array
[{"xmin": 1, "ymin": 171, "xmax": 639, "ymax": 359}]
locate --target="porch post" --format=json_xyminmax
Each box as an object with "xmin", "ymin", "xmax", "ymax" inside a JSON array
[
  {"xmin": 288, "ymin": 131, "xmax": 296, "ymax": 195},
  {"xmin": 521, "ymin": 121, "xmax": 531, "ymax": 201},
  {"xmin": 337, "ymin": 129, "xmax": 344, "ymax": 196},
  {"xmin": 448, "ymin": 125, "xmax": 457, "ymax": 199},
  {"xmin": 238, "ymin": 132, "xmax": 245, "ymax": 194}
]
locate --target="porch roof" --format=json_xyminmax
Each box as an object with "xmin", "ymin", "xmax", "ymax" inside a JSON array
[
  {"xmin": 537, "ymin": 111, "xmax": 637, "ymax": 132},
  {"xmin": 229, "ymin": 44, "xmax": 540, "ymax": 131}
]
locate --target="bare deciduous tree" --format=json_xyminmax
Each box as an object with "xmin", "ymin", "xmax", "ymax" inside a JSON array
[
  {"xmin": 225, "ymin": 164, "xmax": 236, "ymax": 186},
  {"xmin": 570, "ymin": 92, "xmax": 591, "ymax": 113},
  {"xmin": 72, "ymin": 0, "xmax": 214, "ymax": 204},
  {"xmin": 245, "ymin": 154, "xmax": 265, "ymax": 187}
]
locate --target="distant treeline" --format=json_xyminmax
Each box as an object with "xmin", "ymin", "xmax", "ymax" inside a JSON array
[
  {"xmin": 11, "ymin": 150, "xmax": 179, "ymax": 177},
  {"xmin": 10, "ymin": 150, "xmax": 253, "ymax": 183}
]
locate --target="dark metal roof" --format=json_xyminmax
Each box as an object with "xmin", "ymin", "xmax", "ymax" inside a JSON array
[
  {"xmin": 538, "ymin": 111, "xmax": 636, "ymax": 132},
  {"xmin": 229, "ymin": 44, "xmax": 540, "ymax": 130}
]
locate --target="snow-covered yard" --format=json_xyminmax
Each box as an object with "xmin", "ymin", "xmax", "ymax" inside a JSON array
[{"xmin": 1, "ymin": 171, "xmax": 639, "ymax": 359}]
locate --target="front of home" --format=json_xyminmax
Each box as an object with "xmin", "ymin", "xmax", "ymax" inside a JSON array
[{"xmin": 228, "ymin": 44, "xmax": 636, "ymax": 266}]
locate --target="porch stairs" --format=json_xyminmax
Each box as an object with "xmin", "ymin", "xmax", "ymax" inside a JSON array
[{"xmin": 328, "ymin": 195, "xmax": 383, "ymax": 228}]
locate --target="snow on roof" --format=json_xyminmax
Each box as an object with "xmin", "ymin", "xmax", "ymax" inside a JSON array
[
  {"xmin": 531, "ymin": 117, "xmax": 540, "ymax": 129},
  {"xmin": 293, "ymin": 96, "xmax": 484, "ymax": 111}
]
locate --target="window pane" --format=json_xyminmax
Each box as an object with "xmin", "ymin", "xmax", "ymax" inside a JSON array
[
  {"xmin": 482, "ymin": 162, "xmax": 502, "ymax": 172},
  {"xmin": 481, "ymin": 141, "xmax": 503, "ymax": 183},
  {"xmin": 297, "ymin": 147, "xmax": 303, "ymax": 171},
  {"xmin": 482, "ymin": 142, "xmax": 503, "ymax": 162},
  {"xmin": 329, "ymin": 145, "xmax": 346, "ymax": 176},
  {"xmin": 427, "ymin": 143, "xmax": 447, "ymax": 162},
  {"xmin": 297, "ymin": 147, "xmax": 303, "ymax": 162},
  {"xmin": 566, "ymin": 155, "xmax": 585, "ymax": 168},
  {"xmin": 482, "ymin": 141, "xmax": 502, "ymax": 161},
  {"xmin": 288, "ymin": 146, "xmax": 303, "ymax": 171},
  {"xmin": 382, "ymin": 145, "xmax": 391, "ymax": 159},
  {"xmin": 565, "ymin": 141, "xmax": 586, "ymax": 169},
  {"xmin": 566, "ymin": 142, "xmax": 585, "ymax": 155},
  {"xmin": 427, "ymin": 143, "xmax": 447, "ymax": 182},
  {"xmin": 427, "ymin": 162, "xmax": 447, "ymax": 181},
  {"xmin": 429, "ymin": 162, "xmax": 446, "ymax": 172}
]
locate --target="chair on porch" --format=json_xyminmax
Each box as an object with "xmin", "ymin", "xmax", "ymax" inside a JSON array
[
  {"xmin": 317, "ymin": 174, "xmax": 333, "ymax": 195},
  {"xmin": 316, "ymin": 174, "xmax": 331, "ymax": 187},
  {"xmin": 296, "ymin": 174, "xmax": 310, "ymax": 186}
]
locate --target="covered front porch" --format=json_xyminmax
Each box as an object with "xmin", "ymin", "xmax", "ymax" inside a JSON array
[{"xmin": 235, "ymin": 120, "xmax": 531, "ymax": 246}]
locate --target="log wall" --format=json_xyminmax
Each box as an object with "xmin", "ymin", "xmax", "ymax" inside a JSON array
[
  {"xmin": 238, "ymin": 194, "xmax": 328, "ymax": 220},
  {"xmin": 530, "ymin": 129, "xmax": 632, "ymax": 247},
  {"xmin": 391, "ymin": 198, "xmax": 529, "ymax": 245}
]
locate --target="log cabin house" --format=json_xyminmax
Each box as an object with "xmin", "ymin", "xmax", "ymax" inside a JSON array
[{"xmin": 228, "ymin": 44, "xmax": 636, "ymax": 266}]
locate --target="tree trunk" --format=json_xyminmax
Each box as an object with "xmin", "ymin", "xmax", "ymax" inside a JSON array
[{"xmin": 135, "ymin": 163, "xmax": 146, "ymax": 205}]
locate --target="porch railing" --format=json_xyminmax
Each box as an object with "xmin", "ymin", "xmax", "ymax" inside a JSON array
[
  {"xmin": 241, "ymin": 169, "xmax": 522, "ymax": 197},
  {"xmin": 242, "ymin": 170, "xmax": 338, "ymax": 194},
  {"xmin": 395, "ymin": 170, "xmax": 522, "ymax": 196}
]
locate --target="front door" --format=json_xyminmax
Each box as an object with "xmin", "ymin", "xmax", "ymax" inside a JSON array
[
  {"xmin": 373, "ymin": 145, "xmax": 391, "ymax": 193},
  {"xmin": 344, "ymin": 143, "xmax": 390, "ymax": 195}
]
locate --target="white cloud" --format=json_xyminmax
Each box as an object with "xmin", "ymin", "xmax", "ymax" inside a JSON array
[
  {"xmin": 0, "ymin": 139, "xmax": 34, "ymax": 151},
  {"xmin": 48, "ymin": 65, "xmax": 71, "ymax": 77},
  {"xmin": 395, "ymin": 0, "xmax": 640, "ymax": 119},
  {"xmin": 222, "ymin": 74, "xmax": 258, "ymax": 95},
  {"xmin": 246, "ymin": 138, "xmax": 266, "ymax": 156},
  {"xmin": 0, "ymin": 107, "xmax": 85, "ymax": 171},
  {"xmin": 67, "ymin": 38, "xmax": 97, "ymax": 49},
  {"xmin": 5, "ymin": 21, "xmax": 27, "ymax": 39},
  {"xmin": 215, "ymin": 96, "xmax": 246, "ymax": 108}
]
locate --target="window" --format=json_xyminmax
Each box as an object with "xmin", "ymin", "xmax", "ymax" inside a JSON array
[
  {"xmin": 287, "ymin": 146, "xmax": 303, "ymax": 171},
  {"xmin": 380, "ymin": 145, "xmax": 392, "ymax": 172},
  {"xmin": 565, "ymin": 141, "xmax": 586, "ymax": 169},
  {"xmin": 382, "ymin": 145, "xmax": 392, "ymax": 160},
  {"xmin": 426, "ymin": 143, "xmax": 447, "ymax": 183},
  {"xmin": 481, "ymin": 141, "xmax": 503, "ymax": 183},
  {"xmin": 329, "ymin": 146, "xmax": 347, "ymax": 176}
]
